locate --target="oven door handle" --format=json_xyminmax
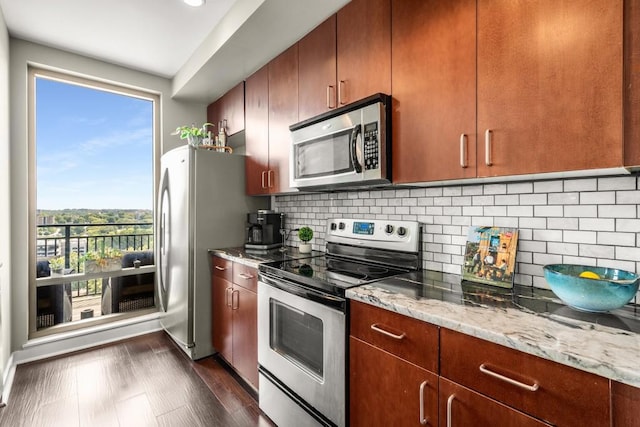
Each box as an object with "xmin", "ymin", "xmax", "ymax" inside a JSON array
[{"xmin": 259, "ymin": 273, "xmax": 346, "ymax": 312}]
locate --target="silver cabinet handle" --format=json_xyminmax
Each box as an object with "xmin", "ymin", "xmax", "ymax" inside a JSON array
[
  {"xmin": 446, "ymin": 394, "xmax": 455, "ymax": 427},
  {"xmin": 239, "ymin": 272, "xmax": 254, "ymax": 280},
  {"xmin": 419, "ymin": 380, "xmax": 428, "ymax": 425},
  {"xmin": 327, "ymin": 85, "xmax": 336, "ymax": 109},
  {"xmin": 215, "ymin": 265, "xmax": 227, "ymax": 271},
  {"xmin": 267, "ymin": 170, "xmax": 274, "ymax": 188},
  {"xmin": 459, "ymin": 134, "xmax": 468, "ymax": 168},
  {"xmin": 261, "ymin": 171, "xmax": 267, "ymax": 189},
  {"xmin": 225, "ymin": 286, "xmax": 233, "ymax": 308},
  {"xmin": 479, "ymin": 364, "xmax": 539, "ymax": 392},
  {"xmin": 338, "ymin": 80, "xmax": 346, "ymax": 105},
  {"xmin": 484, "ymin": 129, "xmax": 492, "ymax": 166},
  {"xmin": 231, "ymin": 289, "xmax": 239, "ymax": 310},
  {"xmin": 370, "ymin": 323, "xmax": 406, "ymax": 340}
]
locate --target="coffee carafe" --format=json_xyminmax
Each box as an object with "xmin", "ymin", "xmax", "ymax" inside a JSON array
[{"xmin": 245, "ymin": 210, "xmax": 283, "ymax": 250}]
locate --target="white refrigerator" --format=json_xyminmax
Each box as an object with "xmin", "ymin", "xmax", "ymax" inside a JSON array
[{"xmin": 157, "ymin": 145, "xmax": 267, "ymax": 360}]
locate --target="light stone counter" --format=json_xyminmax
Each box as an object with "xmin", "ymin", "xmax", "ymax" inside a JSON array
[{"xmin": 346, "ymin": 270, "xmax": 640, "ymax": 388}]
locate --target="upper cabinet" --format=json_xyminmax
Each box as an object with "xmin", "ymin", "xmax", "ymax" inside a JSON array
[
  {"xmin": 206, "ymin": 81, "xmax": 245, "ymax": 136},
  {"xmin": 336, "ymin": 0, "xmax": 391, "ymax": 106},
  {"xmin": 476, "ymin": 0, "xmax": 623, "ymax": 177},
  {"xmin": 245, "ymin": 65, "xmax": 271, "ymax": 195},
  {"xmin": 624, "ymin": 0, "xmax": 640, "ymax": 168},
  {"xmin": 298, "ymin": 0, "xmax": 391, "ymax": 121},
  {"xmin": 392, "ymin": 0, "xmax": 477, "ymax": 184},
  {"xmin": 392, "ymin": 0, "xmax": 624, "ymax": 183}
]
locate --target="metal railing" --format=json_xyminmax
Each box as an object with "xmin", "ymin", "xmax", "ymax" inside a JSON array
[{"xmin": 37, "ymin": 222, "xmax": 153, "ymax": 298}]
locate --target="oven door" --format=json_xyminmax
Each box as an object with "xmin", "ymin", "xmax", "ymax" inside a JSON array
[{"xmin": 258, "ymin": 277, "xmax": 346, "ymax": 427}]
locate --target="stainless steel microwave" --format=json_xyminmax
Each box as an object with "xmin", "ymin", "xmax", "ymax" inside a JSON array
[{"xmin": 289, "ymin": 93, "xmax": 391, "ymax": 190}]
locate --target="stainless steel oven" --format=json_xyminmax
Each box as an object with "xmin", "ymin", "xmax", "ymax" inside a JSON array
[
  {"xmin": 289, "ymin": 94, "xmax": 391, "ymax": 190},
  {"xmin": 258, "ymin": 218, "xmax": 421, "ymax": 427}
]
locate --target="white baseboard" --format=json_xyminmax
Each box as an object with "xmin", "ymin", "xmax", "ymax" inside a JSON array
[{"xmin": 1, "ymin": 313, "xmax": 163, "ymax": 405}]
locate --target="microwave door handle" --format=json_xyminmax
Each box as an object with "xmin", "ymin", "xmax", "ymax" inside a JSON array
[{"xmin": 350, "ymin": 124, "xmax": 363, "ymax": 173}]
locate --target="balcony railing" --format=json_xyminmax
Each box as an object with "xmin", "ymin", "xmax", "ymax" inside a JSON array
[{"xmin": 36, "ymin": 222, "xmax": 153, "ymax": 298}]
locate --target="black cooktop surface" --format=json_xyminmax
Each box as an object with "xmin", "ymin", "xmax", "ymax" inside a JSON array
[{"xmin": 259, "ymin": 255, "xmax": 408, "ymax": 297}]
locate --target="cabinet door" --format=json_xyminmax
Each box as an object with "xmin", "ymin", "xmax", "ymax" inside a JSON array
[
  {"xmin": 212, "ymin": 275, "xmax": 233, "ymax": 363},
  {"xmin": 612, "ymin": 381, "xmax": 640, "ymax": 427},
  {"xmin": 298, "ymin": 15, "xmax": 337, "ymax": 121},
  {"xmin": 268, "ymin": 44, "xmax": 298, "ymax": 193},
  {"xmin": 232, "ymin": 286, "xmax": 258, "ymax": 389},
  {"xmin": 624, "ymin": 0, "xmax": 640, "ymax": 167},
  {"xmin": 391, "ymin": 0, "xmax": 476, "ymax": 183},
  {"xmin": 206, "ymin": 82, "xmax": 245, "ymax": 137},
  {"xmin": 439, "ymin": 378, "xmax": 551, "ymax": 427},
  {"xmin": 477, "ymin": 0, "xmax": 623, "ymax": 177},
  {"xmin": 350, "ymin": 336, "xmax": 438, "ymax": 427},
  {"xmin": 245, "ymin": 65, "xmax": 270, "ymax": 195},
  {"xmin": 336, "ymin": 0, "xmax": 391, "ymax": 105}
]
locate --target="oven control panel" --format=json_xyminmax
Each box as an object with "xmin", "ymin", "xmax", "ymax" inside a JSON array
[{"xmin": 326, "ymin": 218, "xmax": 420, "ymax": 253}]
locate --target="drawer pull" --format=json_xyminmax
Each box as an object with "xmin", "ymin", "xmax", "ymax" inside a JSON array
[
  {"xmin": 370, "ymin": 323, "xmax": 406, "ymax": 340},
  {"xmin": 419, "ymin": 380, "xmax": 428, "ymax": 425},
  {"xmin": 231, "ymin": 289, "xmax": 239, "ymax": 310},
  {"xmin": 215, "ymin": 265, "xmax": 227, "ymax": 271},
  {"xmin": 238, "ymin": 272, "xmax": 254, "ymax": 280},
  {"xmin": 479, "ymin": 364, "xmax": 539, "ymax": 392},
  {"xmin": 446, "ymin": 394, "xmax": 455, "ymax": 427},
  {"xmin": 459, "ymin": 134, "xmax": 467, "ymax": 168},
  {"xmin": 484, "ymin": 129, "xmax": 493, "ymax": 166}
]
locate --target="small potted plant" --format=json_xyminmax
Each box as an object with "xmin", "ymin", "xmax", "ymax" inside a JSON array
[
  {"xmin": 298, "ymin": 226, "xmax": 313, "ymax": 254},
  {"xmin": 172, "ymin": 122, "xmax": 215, "ymax": 147},
  {"xmin": 48, "ymin": 256, "xmax": 65, "ymax": 277},
  {"xmin": 84, "ymin": 246, "xmax": 122, "ymax": 273}
]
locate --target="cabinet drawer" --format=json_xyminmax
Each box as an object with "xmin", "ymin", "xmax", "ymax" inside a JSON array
[
  {"xmin": 210, "ymin": 255, "xmax": 233, "ymax": 282},
  {"xmin": 350, "ymin": 300, "xmax": 438, "ymax": 372},
  {"xmin": 440, "ymin": 328, "xmax": 610, "ymax": 427},
  {"xmin": 232, "ymin": 262, "xmax": 258, "ymax": 293}
]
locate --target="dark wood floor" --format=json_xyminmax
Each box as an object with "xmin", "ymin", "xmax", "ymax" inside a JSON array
[{"xmin": 0, "ymin": 331, "xmax": 275, "ymax": 427}]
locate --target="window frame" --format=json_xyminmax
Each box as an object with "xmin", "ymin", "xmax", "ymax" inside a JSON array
[{"xmin": 27, "ymin": 65, "xmax": 161, "ymax": 338}]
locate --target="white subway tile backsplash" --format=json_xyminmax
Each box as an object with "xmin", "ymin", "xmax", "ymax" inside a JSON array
[{"xmin": 274, "ymin": 173, "xmax": 640, "ymax": 290}]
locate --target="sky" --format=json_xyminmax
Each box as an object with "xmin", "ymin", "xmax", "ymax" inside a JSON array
[{"xmin": 36, "ymin": 77, "xmax": 153, "ymax": 210}]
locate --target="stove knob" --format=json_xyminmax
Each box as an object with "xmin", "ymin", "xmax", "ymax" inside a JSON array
[
  {"xmin": 397, "ymin": 226, "xmax": 407, "ymax": 237},
  {"xmin": 385, "ymin": 224, "xmax": 394, "ymax": 234},
  {"xmin": 339, "ymin": 222, "xmax": 346, "ymax": 230},
  {"xmin": 330, "ymin": 222, "xmax": 337, "ymax": 231}
]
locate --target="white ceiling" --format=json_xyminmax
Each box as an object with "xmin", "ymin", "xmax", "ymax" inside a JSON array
[{"xmin": 0, "ymin": 0, "xmax": 349, "ymax": 103}]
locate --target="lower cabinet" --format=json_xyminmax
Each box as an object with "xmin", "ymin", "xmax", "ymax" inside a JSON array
[
  {"xmin": 612, "ymin": 381, "xmax": 640, "ymax": 427},
  {"xmin": 350, "ymin": 336, "xmax": 438, "ymax": 426},
  {"xmin": 439, "ymin": 377, "xmax": 550, "ymax": 427},
  {"xmin": 210, "ymin": 255, "xmax": 258, "ymax": 389}
]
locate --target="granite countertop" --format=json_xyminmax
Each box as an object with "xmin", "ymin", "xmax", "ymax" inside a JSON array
[
  {"xmin": 347, "ymin": 270, "xmax": 640, "ymax": 388},
  {"xmin": 208, "ymin": 246, "xmax": 323, "ymax": 267}
]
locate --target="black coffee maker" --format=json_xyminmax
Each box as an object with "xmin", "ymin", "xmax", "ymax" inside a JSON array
[{"xmin": 245, "ymin": 210, "xmax": 284, "ymax": 250}]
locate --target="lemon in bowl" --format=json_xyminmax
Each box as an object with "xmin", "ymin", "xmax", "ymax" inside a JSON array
[{"xmin": 543, "ymin": 264, "xmax": 639, "ymax": 312}]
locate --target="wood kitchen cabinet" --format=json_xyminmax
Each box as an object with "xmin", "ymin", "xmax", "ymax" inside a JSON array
[
  {"xmin": 439, "ymin": 377, "xmax": 551, "ymax": 427},
  {"xmin": 612, "ymin": 381, "xmax": 640, "ymax": 427},
  {"xmin": 245, "ymin": 65, "xmax": 270, "ymax": 195},
  {"xmin": 206, "ymin": 81, "xmax": 245, "ymax": 136},
  {"xmin": 440, "ymin": 328, "xmax": 610, "ymax": 427},
  {"xmin": 476, "ymin": 0, "xmax": 623, "ymax": 177},
  {"xmin": 245, "ymin": 46, "xmax": 298, "ymax": 195},
  {"xmin": 267, "ymin": 44, "xmax": 298, "ymax": 194},
  {"xmin": 392, "ymin": 0, "xmax": 624, "ymax": 183},
  {"xmin": 349, "ymin": 300, "xmax": 439, "ymax": 426},
  {"xmin": 624, "ymin": 0, "xmax": 640, "ymax": 168},
  {"xmin": 297, "ymin": 0, "xmax": 390, "ymax": 120},
  {"xmin": 391, "ymin": 0, "xmax": 476, "ymax": 183},
  {"xmin": 210, "ymin": 255, "xmax": 259, "ymax": 389}
]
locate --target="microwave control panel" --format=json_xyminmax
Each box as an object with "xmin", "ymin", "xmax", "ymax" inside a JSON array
[{"xmin": 363, "ymin": 122, "xmax": 379, "ymax": 170}]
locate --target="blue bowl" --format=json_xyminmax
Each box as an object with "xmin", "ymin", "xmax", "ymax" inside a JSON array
[{"xmin": 543, "ymin": 264, "xmax": 639, "ymax": 312}]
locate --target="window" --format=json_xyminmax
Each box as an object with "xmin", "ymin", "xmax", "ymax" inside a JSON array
[{"xmin": 28, "ymin": 67, "xmax": 160, "ymax": 337}]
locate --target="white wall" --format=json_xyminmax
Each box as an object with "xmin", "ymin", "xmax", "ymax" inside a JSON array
[
  {"xmin": 8, "ymin": 38, "xmax": 206, "ymax": 353},
  {"xmin": 0, "ymin": 5, "xmax": 12, "ymax": 398}
]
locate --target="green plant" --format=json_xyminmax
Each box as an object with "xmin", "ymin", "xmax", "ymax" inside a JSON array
[
  {"xmin": 85, "ymin": 245, "xmax": 122, "ymax": 267},
  {"xmin": 298, "ymin": 226, "xmax": 313, "ymax": 243},
  {"xmin": 172, "ymin": 122, "xmax": 215, "ymax": 140},
  {"xmin": 48, "ymin": 256, "xmax": 65, "ymax": 271}
]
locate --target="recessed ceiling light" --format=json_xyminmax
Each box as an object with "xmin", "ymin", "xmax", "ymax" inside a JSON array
[{"xmin": 184, "ymin": 0, "xmax": 205, "ymax": 6}]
